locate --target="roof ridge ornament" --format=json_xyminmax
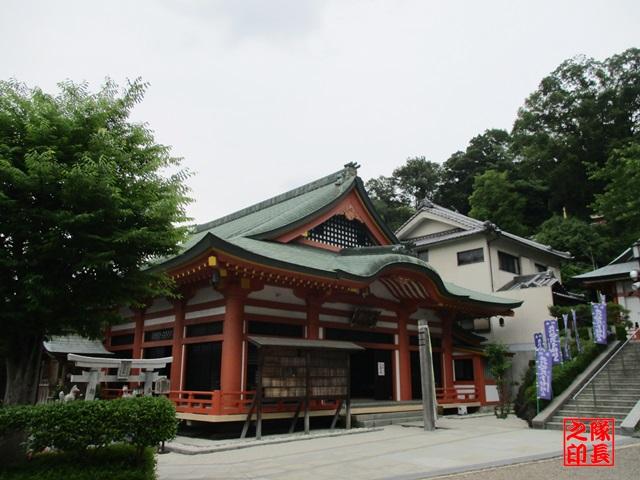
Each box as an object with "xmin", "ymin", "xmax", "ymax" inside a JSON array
[
  {"xmin": 418, "ymin": 197, "xmax": 434, "ymax": 209},
  {"xmin": 337, "ymin": 162, "xmax": 360, "ymax": 184}
]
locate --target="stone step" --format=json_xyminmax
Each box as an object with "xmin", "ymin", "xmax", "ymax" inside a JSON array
[
  {"xmin": 352, "ymin": 410, "xmax": 423, "ymax": 421},
  {"xmin": 592, "ymin": 369, "xmax": 640, "ymax": 375},
  {"xmin": 569, "ymin": 399, "xmax": 638, "ymax": 407},
  {"xmin": 555, "ymin": 408, "xmax": 630, "ymax": 417},
  {"xmin": 545, "ymin": 421, "xmax": 624, "ymax": 435},
  {"xmin": 575, "ymin": 389, "xmax": 640, "ymax": 396},
  {"xmin": 589, "ymin": 381, "xmax": 640, "ymax": 387},
  {"xmin": 354, "ymin": 413, "xmax": 424, "ymax": 428}
]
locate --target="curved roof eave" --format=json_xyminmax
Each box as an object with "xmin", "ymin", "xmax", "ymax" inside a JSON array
[{"xmin": 149, "ymin": 232, "xmax": 522, "ymax": 312}]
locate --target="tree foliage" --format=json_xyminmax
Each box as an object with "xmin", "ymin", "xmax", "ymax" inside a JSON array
[
  {"xmin": 534, "ymin": 216, "xmax": 609, "ymax": 279},
  {"xmin": 592, "ymin": 142, "xmax": 640, "ymax": 249},
  {"xmin": 392, "ymin": 156, "xmax": 442, "ymax": 208},
  {"xmin": 436, "ymin": 129, "xmax": 513, "ymax": 214},
  {"xmin": 365, "ymin": 175, "xmax": 415, "ymax": 231},
  {"xmin": 468, "ymin": 170, "xmax": 527, "ymax": 236},
  {"xmin": 511, "ymin": 48, "xmax": 640, "ymax": 221},
  {"xmin": 366, "ymin": 48, "xmax": 640, "ymax": 278},
  {"xmin": 0, "ymin": 80, "xmax": 191, "ymax": 403}
]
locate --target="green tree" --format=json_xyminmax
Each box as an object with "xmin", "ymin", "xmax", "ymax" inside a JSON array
[
  {"xmin": 0, "ymin": 80, "xmax": 191, "ymax": 404},
  {"xmin": 534, "ymin": 215, "xmax": 609, "ymax": 279},
  {"xmin": 436, "ymin": 129, "xmax": 513, "ymax": 213},
  {"xmin": 365, "ymin": 175, "xmax": 415, "ymax": 231},
  {"xmin": 392, "ymin": 156, "xmax": 442, "ymax": 208},
  {"xmin": 592, "ymin": 142, "xmax": 640, "ymax": 250},
  {"xmin": 468, "ymin": 170, "xmax": 528, "ymax": 236},
  {"xmin": 511, "ymin": 48, "xmax": 640, "ymax": 221}
]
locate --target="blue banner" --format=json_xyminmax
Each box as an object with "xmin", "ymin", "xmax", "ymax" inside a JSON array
[
  {"xmin": 544, "ymin": 319, "xmax": 563, "ymax": 365},
  {"xmin": 561, "ymin": 313, "xmax": 571, "ymax": 360},
  {"xmin": 534, "ymin": 332, "xmax": 545, "ymax": 351},
  {"xmin": 592, "ymin": 303, "xmax": 608, "ymax": 345},
  {"xmin": 536, "ymin": 349, "xmax": 553, "ymax": 400},
  {"xmin": 572, "ymin": 309, "xmax": 582, "ymax": 353}
]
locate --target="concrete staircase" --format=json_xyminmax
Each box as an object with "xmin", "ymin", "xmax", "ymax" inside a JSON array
[
  {"xmin": 352, "ymin": 410, "xmax": 424, "ymax": 427},
  {"xmin": 545, "ymin": 340, "xmax": 640, "ymax": 433}
]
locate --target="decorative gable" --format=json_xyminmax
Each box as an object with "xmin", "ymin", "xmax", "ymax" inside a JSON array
[
  {"xmin": 306, "ymin": 214, "xmax": 376, "ymax": 249},
  {"xmin": 397, "ymin": 211, "xmax": 469, "ymax": 240},
  {"xmin": 276, "ymin": 188, "xmax": 394, "ymax": 250}
]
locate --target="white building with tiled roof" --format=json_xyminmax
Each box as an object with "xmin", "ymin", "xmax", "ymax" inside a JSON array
[{"xmin": 397, "ymin": 200, "xmax": 579, "ymax": 385}]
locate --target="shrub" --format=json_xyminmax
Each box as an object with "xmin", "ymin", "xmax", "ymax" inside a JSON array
[
  {"xmin": 615, "ymin": 324, "xmax": 627, "ymax": 341},
  {"xmin": 0, "ymin": 396, "xmax": 177, "ymax": 459},
  {"xmin": 0, "ymin": 444, "xmax": 155, "ymax": 480},
  {"xmin": 485, "ymin": 343, "xmax": 513, "ymax": 418},
  {"xmin": 515, "ymin": 340, "xmax": 605, "ymax": 425}
]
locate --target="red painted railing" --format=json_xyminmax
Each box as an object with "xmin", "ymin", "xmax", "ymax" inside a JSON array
[
  {"xmin": 100, "ymin": 387, "xmax": 480, "ymax": 414},
  {"xmin": 436, "ymin": 386, "xmax": 479, "ymax": 404},
  {"xmin": 168, "ymin": 390, "xmax": 340, "ymax": 416}
]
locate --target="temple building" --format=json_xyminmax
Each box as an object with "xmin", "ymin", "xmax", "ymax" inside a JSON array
[{"xmin": 105, "ymin": 164, "xmax": 522, "ymax": 419}]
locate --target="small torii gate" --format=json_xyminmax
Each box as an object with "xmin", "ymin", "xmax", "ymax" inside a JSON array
[{"xmin": 67, "ymin": 354, "xmax": 173, "ymax": 400}]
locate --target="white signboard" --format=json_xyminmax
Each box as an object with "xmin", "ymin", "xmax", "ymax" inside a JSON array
[
  {"xmin": 117, "ymin": 361, "xmax": 132, "ymax": 380},
  {"xmin": 377, "ymin": 361, "xmax": 385, "ymax": 376}
]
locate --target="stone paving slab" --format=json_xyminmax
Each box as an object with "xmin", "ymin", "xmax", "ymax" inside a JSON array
[
  {"xmin": 157, "ymin": 416, "xmax": 640, "ymax": 480},
  {"xmin": 165, "ymin": 427, "xmax": 382, "ymax": 454}
]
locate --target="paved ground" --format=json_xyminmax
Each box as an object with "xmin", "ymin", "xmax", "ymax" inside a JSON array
[
  {"xmin": 436, "ymin": 443, "xmax": 640, "ymax": 480},
  {"xmin": 157, "ymin": 415, "xmax": 640, "ymax": 480}
]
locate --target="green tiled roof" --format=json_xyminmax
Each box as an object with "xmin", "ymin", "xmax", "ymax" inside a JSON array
[{"xmin": 151, "ymin": 165, "xmax": 521, "ymax": 311}]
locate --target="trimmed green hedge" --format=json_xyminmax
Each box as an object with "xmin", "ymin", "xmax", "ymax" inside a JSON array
[
  {"xmin": 0, "ymin": 396, "xmax": 177, "ymax": 457},
  {"xmin": 515, "ymin": 340, "xmax": 606, "ymax": 424},
  {"xmin": 0, "ymin": 444, "xmax": 155, "ymax": 480}
]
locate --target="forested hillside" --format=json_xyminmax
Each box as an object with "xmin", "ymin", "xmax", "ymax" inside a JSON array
[{"xmin": 367, "ymin": 48, "xmax": 640, "ymax": 278}]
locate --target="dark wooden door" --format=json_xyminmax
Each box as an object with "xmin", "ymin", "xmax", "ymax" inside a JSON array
[
  {"xmin": 373, "ymin": 350, "xmax": 393, "ymax": 400},
  {"xmin": 184, "ymin": 342, "xmax": 222, "ymax": 392},
  {"xmin": 410, "ymin": 350, "xmax": 443, "ymax": 400}
]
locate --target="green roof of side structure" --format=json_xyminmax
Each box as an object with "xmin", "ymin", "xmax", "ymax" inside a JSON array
[{"xmin": 152, "ymin": 165, "xmax": 522, "ymax": 311}]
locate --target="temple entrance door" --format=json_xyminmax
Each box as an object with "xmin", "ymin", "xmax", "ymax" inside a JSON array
[
  {"xmin": 373, "ymin": 349, "xmax": 392, "ymax": 400},
  {"xmin": 410, "ymin": 350, "xmax": 442, "ymax": 400},
  {"xmin": 350, "ymin": 349, "xmax": 393, "ymax": 400},
  {"xmin": 184, "ymin": 342, "xmax": 222, "ymax": 392}
]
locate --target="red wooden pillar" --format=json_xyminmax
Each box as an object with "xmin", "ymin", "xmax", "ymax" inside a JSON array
[
  {"xmin": 396, "ymin": 309, "xmax": 412, "ymax": 401},
  {"xmin": 472, "ymin": 354, "xmax": 486, "ymax": 404},
  {"xmin": 441, "ymin": 315, "xmax": 455, "ymax": 401},
  {"xmin": 306, "ymin": 296, "xmax": 321, "ymax": 340},
  {"xmin": 132, "ymin": 308, "xmax": 144, "ymax": 359},
  {"xmin": 170, "ymin": 299, "xmax": 186, "ymax": 391},
  {"xmin": 220, "ymin": 286, "xmax": 246, "ymax": 394}
]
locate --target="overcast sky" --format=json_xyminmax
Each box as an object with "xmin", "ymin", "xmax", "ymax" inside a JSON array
[{"xmin": 2, "ymin": 0, "xmax": 639, "ymax": 224}]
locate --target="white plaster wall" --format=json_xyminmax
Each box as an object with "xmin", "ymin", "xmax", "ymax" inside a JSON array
[
  {"xmin": 425, "ymin": 237, "xmax": 493, "ymax": 293},
  {"xmin": 485, "ymin": 385, "xmax": 499, "ymax": 402},
  {"xmin": 399, "ymin": 212, "xmax": 457, "ymax": 238},
  {"xmin": 187, "ymin": 286, "xmax": 223, "ymax": 305},
  {"xmin": 146, "ymin": 297, "xmax": 172, "ymax": 314},
  {"xmin": 485, "ymin": 286, "xmax": 555, "ymax": 347},
  {"xmin": 369, "ymin": 280, "xmax": 397, "ymax": 301},
  {"xmin": 248, "ymin": 285, "xmax": 305, "ymax": 305},
  {"xmin": 489, "ymin": 238, "xmax": 563, "ymax": 291}
]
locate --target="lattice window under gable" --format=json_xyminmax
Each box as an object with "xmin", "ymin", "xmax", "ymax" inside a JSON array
[{"xmin": 306, "ymin": 215, "xmax": 376, "ymax": 248}]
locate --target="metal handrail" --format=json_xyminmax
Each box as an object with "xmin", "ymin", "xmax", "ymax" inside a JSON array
[{"xmin": 572, "ymin": 327, "xmax": 640, "ymax": 415}]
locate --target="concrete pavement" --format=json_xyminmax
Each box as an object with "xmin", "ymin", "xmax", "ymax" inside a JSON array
[
  {"xmin": 437, "ymin": 443, "xmax": 640, "ymax": 480},
  {"xmin": 158, "ymin": 415, "xmax": 631, "ymax": 479}
]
